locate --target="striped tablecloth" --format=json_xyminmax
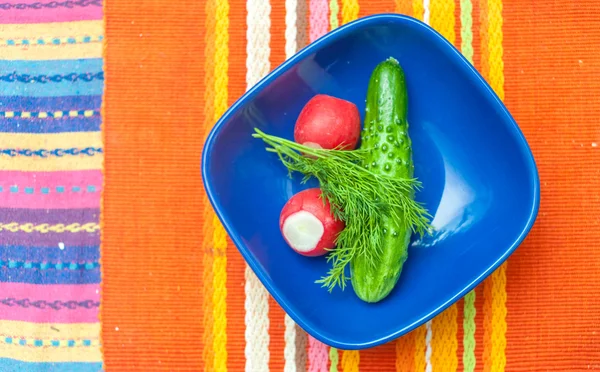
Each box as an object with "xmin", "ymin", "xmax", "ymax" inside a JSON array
[{"xmin": 2, "ymin": 0, "xmax": 600, "ymax": 371}]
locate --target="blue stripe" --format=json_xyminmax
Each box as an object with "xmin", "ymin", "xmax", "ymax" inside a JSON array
[
  {"xmin": 0, "ymin": 266, "xmax": 101, "ymax": 284},
  {"xmin": 0, "ymin": 60, "xmax": 103, "ymax": 97},
  {"xmin": 0, "ymin": 118, "xmax": 101, "ymax": 133},
  {"xmin": 0, "ymin": 245, "xmax": 100, "ymax": 262},
  {"xmin": 0, "ymin": 96, "xmax": 102, "ymax": 111},
  {"xmin": 0, "ymin": 81, "xmax": 103, "ymax": 97},
  {"xmin": 0, "ymin": 60, "xmax": 103, "ymax": 76},
  {"xmin": 0, "ymin": 359, "xmax": 103, "ymax": 372}
]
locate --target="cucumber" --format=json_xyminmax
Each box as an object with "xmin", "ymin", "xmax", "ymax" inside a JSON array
[{"xmin": 350, "ymin": 57, "xmax": 415, "ymax": 303}]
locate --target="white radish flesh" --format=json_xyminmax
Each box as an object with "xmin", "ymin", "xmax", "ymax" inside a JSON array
[
  {"xmin": 279, "ymin": 188, "xmax": 345, "ymax": 257},
  {"xmin": 281, "ymin": 210, "xmax": 325, "ymax": 253}
]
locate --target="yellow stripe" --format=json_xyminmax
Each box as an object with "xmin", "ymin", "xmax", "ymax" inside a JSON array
[
  {"xmin": 341, "ymin": 350, "xmax": 359, "ymax": 372},
  {"xmin": 429, "ymin": 0, "xmax": 456, "ymax": 42},
  {"xmin": 202, "ymin": 0, "xmax": 217, "ymax": 370},
  {"xmin": 211, "ymin": 2, "xmax": 229, "ymax": 365},
  {"xmin": 0, "ymin": 342, "xmax": 101, "ymax": 363},
  {"xmin": 0, "ymin": 21, "xmax": 103, "ymax": 41},
  {"xmin": 340, "ymin": 0, "xmax": 359, "ymax": 25},
  {"xmin": 485, "ymin": 0, "xmax": 504, "ymax": 100},
  {"xmin": 0, "ymin": 320, "xmax": 99, "ymax": 340},
  {"xmin": 412, "ymin": 0, "xmax": 424, "ymax": 21},
  {"xmin": 0, "ymin": 132, "xmax": 102, "ymax": 171},
  {"xmin": 431, "ymin": 307, "xmax": 458, "ymax": 372},
  {"xmin": 427, "ymin": 2, "xmax": 459, "ymax": 371},
  {"xmin": 481, "ymin": 0, "xmax": 506, "ymax": 370},
  {"xmin": 0, "ymin": 157, "xmax": 101, "ymax": 171},
  {"xmin": 0, "ymin": 132, "xmax": 102, "ymax": 150},
  {"xmin": 0, "ymin": 43, "xmax": 101, "ymax": 60},
  {"xmin": 484, "ymin": 265, "xmax": 507, "ymax": 372},
  {"xmin": 414, "ymin": 324, "xmax": 427, "ymax": 372}
]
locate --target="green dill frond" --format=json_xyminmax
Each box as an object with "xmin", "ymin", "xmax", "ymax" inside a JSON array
[{"xmin": 252, "ymin": 128, "xmax": 432, "ymax": 292}]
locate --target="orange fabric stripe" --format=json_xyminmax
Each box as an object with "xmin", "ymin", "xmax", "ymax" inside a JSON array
[
  {"xmin": 102, "ymin": 1, "xmax": 207, "ymax": 371},
  {"xmin": 474, "ymin": 285, "xmax": 485, "ymax": 372},
  {"xmin": 395, "ymin": 331, "xmax": 416, "ymax": 372},
  {"xmin": 471, "ymin": 0, "xmax": 482, "ymax": 75},
  {"xmin": 268, "ymin": 298, "xmax": 286, "ymax": 371},
  {"xmin": 359, "ymin": 0, "xmax": 395, "ymax": 17},
  {"xmin": 503, "ymin": 1, "xmax": 600, "ymax": 370},
  {"xmin": 478, "ymin": 0, "xmax": 489, "ymax": 84},
  {"xmin": 268, "ymin": 1, "xmax": 288, "ymax": 370},
  {"xmin": 454, "ymin": 0, "xmax": 462, "ymax": 51},
  {"xmin": 395, "ymin": 0, "xmax": 414, "ymax": 15},
  {"xmin": 456, "ymin": 298, "xmax": 465, "ymax": 369},
  {"xmin": 360, "ymin": 338, "xmax": 396, "ymax": 371},
  {"xmin": 226, "ymin": 1, "xmax": 248, "ymax": 371},
  {"xmin": 413, "ymin": 324, "xmax": 427, "ymax": 372}
]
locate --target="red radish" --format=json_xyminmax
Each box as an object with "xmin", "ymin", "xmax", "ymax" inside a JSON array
[
  {"xmin": 279, "ymin": 188, "xmax": 345, "ymax": 257},
  {"xmin": 294, "ymin": 94, "xmax": 361, "ymax": 150}
]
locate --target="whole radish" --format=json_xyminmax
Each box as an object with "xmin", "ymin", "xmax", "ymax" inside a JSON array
[
  {"xmin": 294, "ymin": 94, "xmax": 361, "ymax": 150},
  {"xmin": 279, "ymin": 188, "xmax": 344, "ymax": 257}
]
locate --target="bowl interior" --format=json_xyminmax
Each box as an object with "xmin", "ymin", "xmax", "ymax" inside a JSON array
[{"xmin": 203, "ymin": 15, "xmax": 538, "ymax": 348}]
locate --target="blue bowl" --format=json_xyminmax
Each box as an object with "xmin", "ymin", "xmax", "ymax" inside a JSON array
[{"xmin": 202, "ymin": 14, "xmax": 539, "ymax": 349}]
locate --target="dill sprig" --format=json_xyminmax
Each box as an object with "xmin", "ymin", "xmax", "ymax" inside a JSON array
[{"xmin": 252, "ymin": 128, "xmax": 431, "ymax": 291}]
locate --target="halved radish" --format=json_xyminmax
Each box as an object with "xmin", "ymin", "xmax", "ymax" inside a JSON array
[
  {"xmin": 279, "ymin": 188, "xmax": 345, "ymax": 257},
  {"xmin": 294, "ymin": 94, "xmax": 361, "ymax": 150}
]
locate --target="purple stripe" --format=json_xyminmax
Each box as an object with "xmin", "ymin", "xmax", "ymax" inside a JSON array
[
  {"xmin": 0, "ymin": 208, "xmax": 99, "ymax": 223},
  {"xmin": 0, "ymin": 95, "xmax": 102, "ymax": 111},
  {"xmin": 0, "ymin": 245, "xmax": 99, "ymax": 262},
  {"xmin": 0, "ymin": 231, "xmax": 99, "ymax": 247}
]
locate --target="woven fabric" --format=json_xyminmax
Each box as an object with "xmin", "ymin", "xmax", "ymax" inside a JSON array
[
  {"xmin": 99, "ymin": 0, "xmax": 600, "ymax": 371},
  {"xmin": 0, "ymin": 0, "xmax": 104, "ymax": 371}
]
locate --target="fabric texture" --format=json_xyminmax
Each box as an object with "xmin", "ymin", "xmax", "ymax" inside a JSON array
[
  {"xmin": 0, "ymin": 0, "xmax": 104, "ymax": 371},
  {"xmin": 101, "ymin": 0, "xmax": 600, "ymax": 371},
  {"xmin": 3, "ymin": 0, "xmax": 598, "ymax": 371}
]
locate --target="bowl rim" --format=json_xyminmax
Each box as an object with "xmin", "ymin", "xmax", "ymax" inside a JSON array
[{"xmin": 201, "ymin": 13, "xmax": 541, "ymax": 349}]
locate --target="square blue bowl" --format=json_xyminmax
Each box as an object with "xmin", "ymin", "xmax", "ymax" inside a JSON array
[{"xmin": 201, "ymin": 14, "xmax": 539, "ymax": 349}]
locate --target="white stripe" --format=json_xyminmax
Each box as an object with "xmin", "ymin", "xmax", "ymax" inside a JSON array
[
  {"xmin": 285, "ymin": 0, "xmax": 298, "ymax": 60},
  {"xmin": 245, "ymin": 1, "xmax": 272, "ymax": 371},
  {"xmin": 284, "ymin": 313, "xmax": 308, "ymax": 372},
  {"xmin": 423, "ymin": 0, "xmax": 431, "ymax": 25},
  {"xmin": 425, "ymin": 320, "xmax": 433, "ymax": 372}
]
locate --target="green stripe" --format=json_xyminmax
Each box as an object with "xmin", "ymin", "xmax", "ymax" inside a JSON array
[
  {"xmin": 461, "ymin": 0, "xmax": 474, "ymax": 63},
  {"xmin": 329, "ymin": 0, "xmax": 339, "ymax": 30},
  {"xmin": 461, "ymin": 1, "xmax": 476, "ymax": 371},
  {"xmin": 329, "ymin": 347, "xmax": 339, "ymax": 372},
  {"xmin": 463, "ymin": 290, "xmax": 477, "ymax": 372}
]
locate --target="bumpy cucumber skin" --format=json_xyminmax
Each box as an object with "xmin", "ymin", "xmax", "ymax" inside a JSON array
[{"xmin": 350, "ymin": 58, "xmax": 414, "ymax": 303}]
